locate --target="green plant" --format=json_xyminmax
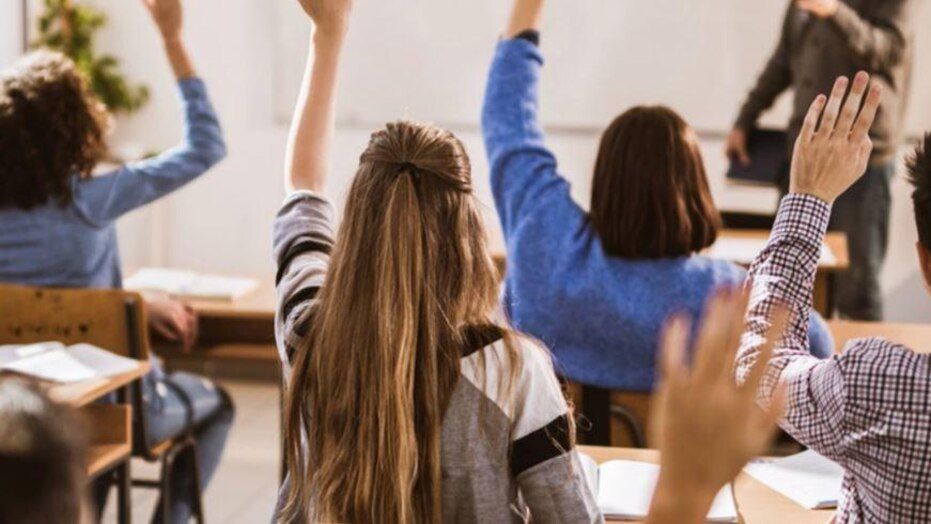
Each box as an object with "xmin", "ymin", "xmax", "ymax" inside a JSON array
[{"xmin": 33, "ymin": 0, "xmax": 149, "ymax": 113}]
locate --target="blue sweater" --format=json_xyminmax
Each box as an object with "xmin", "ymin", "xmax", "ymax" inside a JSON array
[
  {"xmin": 0, "ymin": 78, "xmax": 226, "ymax": 289},
  {"xmin": 481, "ymin": 39, "xmax": 832, "ymax": 391}
]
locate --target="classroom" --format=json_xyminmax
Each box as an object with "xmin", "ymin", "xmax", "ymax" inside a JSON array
[{"xmin": 1, "ymin": 0, "xmax": 930, "ymax": 522}]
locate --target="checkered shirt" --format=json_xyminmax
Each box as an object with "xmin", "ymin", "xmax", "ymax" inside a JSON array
[{"xmin": 737, "ymin": 194, "xmax": 931, "ymax": 523}]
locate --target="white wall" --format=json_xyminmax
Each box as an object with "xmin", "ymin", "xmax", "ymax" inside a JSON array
[
  {"xmin": 13, "ymin": 0, "xmax": 931, "ymax": 321},
  {"xmin": 0, "ymin": 0, "xmax": 23, "ymax": 68}
]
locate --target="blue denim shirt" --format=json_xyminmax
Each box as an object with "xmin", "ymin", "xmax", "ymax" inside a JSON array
[
  {"xmin": 481, "ymin": 39, "xmax": 833, "ymax": 391},
  {"xmin": 0, "ymin": 78, "xmax": 226, "ymax": 289}
]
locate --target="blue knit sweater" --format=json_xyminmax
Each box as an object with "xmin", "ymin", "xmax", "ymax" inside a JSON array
[{"xmin": 481, "ymin": 38, "xmax": 833, "ymax": 391}]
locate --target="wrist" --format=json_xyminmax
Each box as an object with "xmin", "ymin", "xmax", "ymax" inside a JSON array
[
  {"xmin": 313, "ymin": 20, "xmax": 350, "ymax": 41},
  {"xmin": 787, "ymin": 186, "xmax": 834, "ymax": 205},
  {"xmin": 648, "ymin": 476, "xmax": 716, "ymax": 524}
]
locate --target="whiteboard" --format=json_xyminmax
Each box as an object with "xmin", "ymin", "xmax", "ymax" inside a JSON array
[{"xmin": 274, "ymin": 0, "xmax": 930, "ymax": 136}]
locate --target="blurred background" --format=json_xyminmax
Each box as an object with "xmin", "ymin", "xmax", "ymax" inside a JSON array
[{"xmin": 2, "ymin": 0, "xmax": 931, "ymax": 320}]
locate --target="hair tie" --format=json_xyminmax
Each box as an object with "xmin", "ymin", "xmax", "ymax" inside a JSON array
[{"xmin": 396, "ymin": 161, "xmax": 419, "ymax": 175}]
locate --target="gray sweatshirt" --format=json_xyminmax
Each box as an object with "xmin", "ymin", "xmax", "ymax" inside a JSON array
[{"xmin": 272, "ymin": 191, "xmax": 602, "ymax": 523}]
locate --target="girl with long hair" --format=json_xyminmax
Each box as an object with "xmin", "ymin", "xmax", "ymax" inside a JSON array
[{"xmin": 272, "ymin": 0, "xmax": 598, "ymax": 522}]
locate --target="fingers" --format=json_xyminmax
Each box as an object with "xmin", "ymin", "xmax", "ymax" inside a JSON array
[
  {"xmin": 834, "ymin": 72, "xmax": 870, "ymax": 137},
  {"xmin": 151, "ymin": 319, "xmax": 180, "ymax": 342},
  {"xmin": 851, "ymin": 83, "xmax": 883, "ymax": 141},
  {"xmin": 817, "ymin": 76, "xmax": 849, "ymax": 138},
  {"xmin": 798, "ymin": 94, "xmax": 826, "ymax": 145},
  {"xmin": 742, "ymin": 306, "xmax": 790, "ymax": 397},
  {"xmin": 658, "ymin": 314, "xmax": 691, "ymax": 388},
  {"xmin": 693, "ymin": 288, "xmax": 744, "ymax": 384}
]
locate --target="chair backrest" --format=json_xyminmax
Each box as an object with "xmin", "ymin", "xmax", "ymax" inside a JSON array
[{"xmin": 0, "ymin": 283, "xmax": 150, "ymax": 360}]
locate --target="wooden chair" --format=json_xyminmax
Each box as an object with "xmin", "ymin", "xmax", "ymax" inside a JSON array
[{"xmin": 0, "ymin": 283, "xmax": 206, "ymax": 523}]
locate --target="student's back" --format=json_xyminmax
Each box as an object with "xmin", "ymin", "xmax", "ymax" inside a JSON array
[
  {"xmin": 482, "ymin": 34, "xmax": 833, "ymax": 391},
  {"xmin": 0, "ymin": 51, "xmax": 225, "ymax": 289}
]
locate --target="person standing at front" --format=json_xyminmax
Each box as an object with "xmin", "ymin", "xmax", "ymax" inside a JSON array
[{"xmin": 726, "ymin": 0, "xmax": 917, "ymax": 320}]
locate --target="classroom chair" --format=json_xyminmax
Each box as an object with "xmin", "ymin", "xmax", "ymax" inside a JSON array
[{"xmin": 0, "ymin": 283, "xmax": 206, "ymax": 524}]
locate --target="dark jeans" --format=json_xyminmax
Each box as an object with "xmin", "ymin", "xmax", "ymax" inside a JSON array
[
  {"xmin": 95, "ymin": 359, "xmax": 235, "ymax": 524},
  {"xmin": 780, "ymin": 162, "xmax": 894, "ymax": 320}
]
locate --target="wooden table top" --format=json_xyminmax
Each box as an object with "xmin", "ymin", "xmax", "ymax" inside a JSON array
[
  {"xmin": 46, "ymin": 360, "xmax": 151, "ymax": 407},
  {"xmin": 579, "ymin": 446, "xmax": 835, "ymax": 524},
  {"xmin": 158, "ymin": 279, "xmax": 278, "ymax": 321},
  {"xmin": 830, "ymin": 320, "xmax": 931, "ymax": 354},
  {"xmin": 716, "ymin": 230, "xmax": 849, "ymax": 272}
]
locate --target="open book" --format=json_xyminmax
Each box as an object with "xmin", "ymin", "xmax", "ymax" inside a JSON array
[
  {"xmin": 0, "ymin": 342, "xmax": 141, "ymax": 384},
  {"xmin": 743, "ymin": 450, "xmax": 843, "ymax": 510},
  {"xmin": 124, "ymin": 267, "xmax": 258, "ymax": 301},
  {"xmin": 579, "ymin": 454, "xmax": 738, "ymax": 522}
]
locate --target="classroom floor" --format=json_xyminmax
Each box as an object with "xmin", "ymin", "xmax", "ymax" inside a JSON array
[{"xmin": 102, "ymin": 380, "xmax": 282, "ymax": 523}]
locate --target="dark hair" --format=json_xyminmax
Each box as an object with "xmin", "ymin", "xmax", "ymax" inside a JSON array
[
  {"xmin": 0, "ymin": 378, "xmax": 88, "ymax": 524},
  {"xmin": 589, "ymin": 106, "xmax": 721, "ymax": 259},
  {"xmin": 0, "ymin": 50, "xmax": 109, "ymax": 210},
  {"xmin": 907, "ymin": 133, "xmax": 931, "ymax": 250}
]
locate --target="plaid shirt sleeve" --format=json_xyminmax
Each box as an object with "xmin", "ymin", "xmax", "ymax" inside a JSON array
[
  {"xmin": 736, "ymin": 194, "xmax": 851, "ymax": 462},
  {"xmin": 738, "ymin": 194, "xmax": 931, "ymax": 520}
]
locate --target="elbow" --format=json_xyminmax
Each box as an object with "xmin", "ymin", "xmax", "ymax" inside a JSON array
[{"xmin": 194, "ymin": 131, "xmax": 228, "ymax": 168}]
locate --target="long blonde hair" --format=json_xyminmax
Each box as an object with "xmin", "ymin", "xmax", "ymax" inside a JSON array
[{"xmin": 280, "ymin": 121, "xmax": 520, "ymax": 523}]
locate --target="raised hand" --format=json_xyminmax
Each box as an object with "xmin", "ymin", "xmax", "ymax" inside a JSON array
[
  {"xmin": 789, "ymin": 72, "xmax": 882, "ymax": 204},
  {"xmin": 796, "ymin": 0, "xmax": 840, "ymax": 19},
  {"xmin": 140, "ymin": 0, "xmax": 183, "ymax": 42},
  {"xmin": 646, "ymin": 289, "xmax": 787, "ymax": 523},
  {"xmin": 296, "ymin": 0, "xmax": 354, "ymax": 33}
]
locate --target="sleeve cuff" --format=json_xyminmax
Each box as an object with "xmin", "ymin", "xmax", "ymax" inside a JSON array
[
  {"xmin": 772, "ymin": 193, "xmax": 832, "ymax": 243},
  {"xmin": 515, "ymin": 29, "xmax": 540, "ymax": 46},
  {"xmin": 496, "ymin": 36, "xmax": 544, "ymax": 65},
  {"xmin": 177, "ymin": 77, "xmax": 207, "ymax": 100}
]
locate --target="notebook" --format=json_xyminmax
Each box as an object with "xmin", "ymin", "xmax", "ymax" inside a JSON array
[
  {"xmin": 124, "ymin": 267, "xmax": 258, "ymax": 301},
  {"xmin": 579, "ymin": 454, "xmax": 738, "ymax": 522},
  {"xmin": 743, "ymin": 450, "xmax": 844, "ymax": 510},
  {"xmin": 726, "ymin": 128, "xmax": 788, "ymax": 186},
  {"xmin": 0, "ymin": 342, "xmax": 140, "ymax": 384},
  {"xmin": 708, "ymin": 237, "xmax": 837, "ymax": 266}
]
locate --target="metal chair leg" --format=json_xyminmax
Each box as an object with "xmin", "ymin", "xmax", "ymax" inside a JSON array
[
  {"xmin": 160, "ymin": 448, "xmax": 176, "ymax": 524},
  {"xmin": 187, "ymin": 438, "xmax": 206, "ymax": 523},
  {"xmin": 116, "ymin": 461, "xmax": 133, "ymax": 524}
]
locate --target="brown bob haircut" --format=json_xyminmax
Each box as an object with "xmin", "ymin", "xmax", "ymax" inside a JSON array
[
  {"xmin": 589, "ymin": 105, "xmax": 721, "ymax": 259},
  {"xmin": 0, "ymin": 51, "xmax": 109, "ymax": 210}
]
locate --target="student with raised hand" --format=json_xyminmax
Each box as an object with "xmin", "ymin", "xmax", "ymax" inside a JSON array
[
  {"xmin": 648, "ymin": 289, "xmax": 787, "ymax": 524},
  {"xmin": 481, "ymin": 0, "xmax": 834, "ymax": 395},
  {"xmin": 0, "ymin": 1, "xmax": 233, "ymax": 521},
  {"xmin": 738, "ymin": 73, "xmax": 931, "ymax": 521},
  {"xmin": 0, "ymin": 378, "xmax": 90, "ymax": 524},
  {"xmin": 274, "ymin": 0, "xmax": 602, "ymax": 522}
]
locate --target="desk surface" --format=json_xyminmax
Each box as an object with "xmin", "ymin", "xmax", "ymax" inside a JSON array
[
  {"xmin": 579, "ymin": 446, "xmax": 834, "ymax": 524},
  {"xmin": 47, "ymin": 360, "xmax": 150, "ymax": 407},
  {"xmin": 177, "ymin": 280, "xmax": 277, "ymax": 320},
  {"xmin": 713, "ymin": 230, "xmax": 849, "ymax": 271},
  {"xmin": 830, "ymin": 320, "xmax": 931, "ymax": 354}
]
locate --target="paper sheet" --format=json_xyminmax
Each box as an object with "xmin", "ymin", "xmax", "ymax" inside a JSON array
[
  {"xmin": 125, "ymin": 267, "xmax": 258, "ymax": 301},
  {"xmin": 0, "ymin": 343, "xmax": 140, "ymax": 384},
  {"xmin": 592, "ymin": 459, "xmax": 737, "ymax": 522},
  {"xmin": 743, "ymin": 450, "xmax": 843, "ymax": 510}
]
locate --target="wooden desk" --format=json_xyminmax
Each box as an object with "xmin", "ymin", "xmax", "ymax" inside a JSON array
[
  {"xmin": 42, "ymin": 360, "xmax": 151, "ymax": 477},
  {"xmin": 48, "ymin": 361, "xmax": 151, "ymax": 407},
  {"xmin": 148, "ymin": 280, "xmax": 279, "ymax": 366},
  {"xmin": 580, "ymin": 446, "xmax": 835, "ymax": 524},
  {"xmin": 830, "ymin": 320, "xmax": 931, "ymax": 354}
]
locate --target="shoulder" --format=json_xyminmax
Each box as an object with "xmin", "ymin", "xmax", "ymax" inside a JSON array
[{"xmin": 836, "ymin": 338, "xmax": 931, "ymax": 411}]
